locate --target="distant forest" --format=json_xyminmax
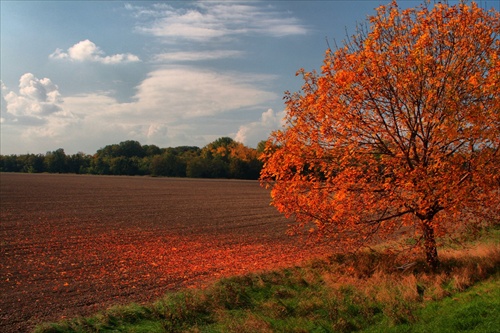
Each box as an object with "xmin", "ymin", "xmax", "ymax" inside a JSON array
[{"xmin": 0, "ymin": 137, "xmax": 266, "ymax": 180}]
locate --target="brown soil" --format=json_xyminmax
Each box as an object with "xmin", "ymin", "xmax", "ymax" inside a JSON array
[{"xmin": 0, "ymin": 173, "xmax": 330, "ymax": 332}]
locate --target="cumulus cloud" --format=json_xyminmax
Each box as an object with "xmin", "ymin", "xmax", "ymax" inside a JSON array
[
  {"xmin": 3, "ymin": 73, "xmax": 63, "ymax": 119},
  {"xmin": 130, "ymin": 2, "xmax": 308, "ymax": 41},
  {"xmin": 1, "ymin": 74, "xmax": 83, "ymax": 153},
  {"xmin": 50, "ymin": 39, "xmax": 140, "ymax": 64},
  {"xmin": 234, "ymin": 108, "xmax": 285, "ymax": 146}
]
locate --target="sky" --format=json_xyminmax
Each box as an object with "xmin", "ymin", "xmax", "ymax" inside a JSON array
[{"xmin": 1, "ymin": 1, "xmax": 499, "ymax": 155}]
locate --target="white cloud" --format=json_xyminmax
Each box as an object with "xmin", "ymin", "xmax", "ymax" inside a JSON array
[
  {"xmin": 3, "ymin": 73, "xmax": 63, "ymax": 119},
  {"xmin": 1, "ymin": 74, "xmax": 84, "ymax": 153},
  {"xmin": 125, "ymin": 3, "xmax": 175, "ymax": 19},
  {"xmin": 146, "ymin": 123, "xmax": 168, "ymax": 140},
  {"xmin": 1, "ymin": 69, "xmax": 279, "ymax": 154},
  {"xmin": 132, "ymin": 67, "xmax": 277, "ymax": 119},
  {"xmin": 153, "ymin": 50, "xmax": 243, "ymax": 62},
  {"xmin": 131, "ymin": 2, "xmax": 308, "ymax": 41},
  {"xmin": 234, "ymin": 108, "xmax": 285, "ymax": 146},
  {"xmin": 50, "ymin": 39, "xmax": 140, "ymax": 64}
]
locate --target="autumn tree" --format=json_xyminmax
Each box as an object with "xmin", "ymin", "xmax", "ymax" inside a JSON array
[
  {"xmin": 260, "ymin": 1, "xmax": 500, "ymax": 270},
  {"xmin": 185, "ymin": 137, "xmax": 262, "ymax": 179}
]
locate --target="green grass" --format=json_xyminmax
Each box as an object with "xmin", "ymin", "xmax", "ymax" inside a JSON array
[
  {"xmin": 34, "ymin": 229, "xmax": 500, "ymax": 333},
  {"xmin": 361, "ymin": 277, "xmax": 500, "ymax": 333}
]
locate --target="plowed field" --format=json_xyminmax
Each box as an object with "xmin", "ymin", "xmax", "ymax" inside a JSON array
[{"xmin": 0, "ymin": 173, "xmax": 329, "ymax": 332}]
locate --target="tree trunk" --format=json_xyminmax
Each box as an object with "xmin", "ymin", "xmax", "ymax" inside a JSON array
[{"xmin": 422, "ymin": 220, "xmax": 439, "ymax": 272}]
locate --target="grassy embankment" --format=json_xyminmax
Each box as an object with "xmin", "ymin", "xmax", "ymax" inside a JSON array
[{"xmin": 35, "ymin": 227, "xmax": 500, "ymax": 333}]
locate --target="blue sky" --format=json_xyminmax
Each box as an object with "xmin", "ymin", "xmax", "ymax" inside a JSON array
[{"xmin": 1, "ymin": 1, "xmax": 499, "ymax": 155}]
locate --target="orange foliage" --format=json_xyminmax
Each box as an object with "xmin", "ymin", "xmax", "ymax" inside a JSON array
[
  {"xmin": 260, "ymin": 1, "xmax": 500, "ymax": 270},
  {"xmin": 208, "ymin": 140, "xmax": 259, "ymax": 162}
]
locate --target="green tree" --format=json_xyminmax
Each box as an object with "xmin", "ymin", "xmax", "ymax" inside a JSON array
[
  {"xmin": 150, "ymin": 151, "xmax": 187, "ymax": 177},
  {"xmin": 0, "ymin": 155, "xmax": 20, "ymax": 172},
  {"xmin": 143, "ymin": 144, "xmax": 162, "ymax": 157},
  {"xmin": 67, "ymin": 152, "xmax": 91, "ymax": 174},
  {"xmin": 186, "ymin": 156, "xmax": 228, "ymax": 178},
  {"xmin": 21, "ymin": 154, "xmax": 45, "ymax": 173},
  {"xmin": 118, "ymin": 140, "xmax": 145, "ymax": 158},
  {"xmin": 90, "ymin": 154, "xmax": 110, "ymax": 175},
  {"xmin": 44, "ymin": 149, "xmax": 68, "ymax": 173}
]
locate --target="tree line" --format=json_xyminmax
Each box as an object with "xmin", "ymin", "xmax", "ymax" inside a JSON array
[{"xmin": 0, "ymin": 137, "xmax": 266, "ymax": 180}]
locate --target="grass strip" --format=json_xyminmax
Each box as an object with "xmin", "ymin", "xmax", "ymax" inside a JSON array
[{"xmin": 361, "ymin": 277, "xmax": 500, "ymax": 333}]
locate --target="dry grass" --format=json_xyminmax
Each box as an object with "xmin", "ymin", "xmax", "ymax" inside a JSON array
[{"xmin": 316, "ymin": 240, "xmax": 500, "ymax": 325}]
